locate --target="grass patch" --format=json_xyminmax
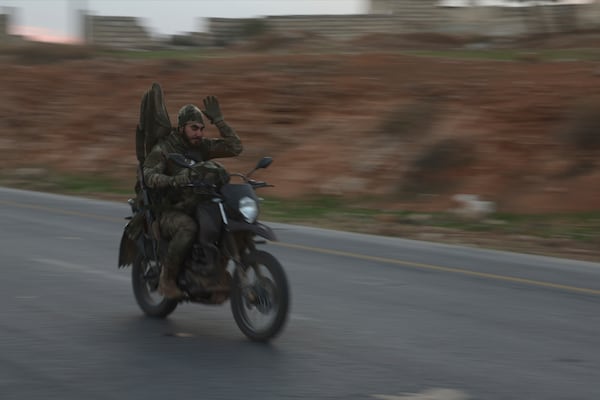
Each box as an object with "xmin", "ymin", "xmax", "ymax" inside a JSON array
[
  {"xmin": 402, "ymin": 48, "xmax": 600, "ymax": 62},
  {"xmin": 0, "ymin": 169, "xmax": 131, "ymax": 198},
  {"xmin": 97, "ymin": 48, "xmax": 214, "ymax": 60},
  {"xmin": 261, "ymin": 196, "xmax": 378, "ymax": 222},
  {"xmin": 404, "ymin": 211, "xmax": 600, "ymax": 243},
  {"xmin": 50, "ymin": 174, "xmax": 131, "ymax": 195},
  {"xmin": 10, "ymin": 43, "xmax": 596, "ymax": 63},
  {"xmin": 259, "ymin": 195, "xmax": 600, "ymax": 244},
  {"xmin": 99, "ymin": 47, "xmax": 598, "ymax": 62}
]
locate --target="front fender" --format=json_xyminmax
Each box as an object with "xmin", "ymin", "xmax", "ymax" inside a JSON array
[{"xmin": 227, "ymin": 220, "xmax": 277, "ymax": 241}]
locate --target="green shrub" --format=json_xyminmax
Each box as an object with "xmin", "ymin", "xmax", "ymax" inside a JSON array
[
  {"xmin": 402, "ymin": 137, "xmax": 475, "ymax": 195},
  {"xmin": 413, "ymin": 138, "xmax": 474, "ymax": 172},
  {"xmin": 558, "ymin": 96, "xmax": 600, "ymax": 151},
  {"xmin": 379, "ymin": 101, "xmax": 438, "ymax": 140}
]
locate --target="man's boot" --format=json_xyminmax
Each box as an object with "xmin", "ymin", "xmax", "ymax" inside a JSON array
[{"xmin": 159, "ymin": 261, "xmax": 183, "ymax": 299}]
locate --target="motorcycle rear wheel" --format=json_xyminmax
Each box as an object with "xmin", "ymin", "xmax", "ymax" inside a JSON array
[
  {"xmin": 132, "ymin": 257, "xmax": 178, "ymax": 318},
  {"xmin": 231, "ymin": 250, "xmax": 290, "ymax": 342}
]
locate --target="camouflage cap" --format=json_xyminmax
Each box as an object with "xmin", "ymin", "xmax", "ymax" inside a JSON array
[{"xmin": 177, "ymin": 104, "xmax": 204, "ymax": 127}]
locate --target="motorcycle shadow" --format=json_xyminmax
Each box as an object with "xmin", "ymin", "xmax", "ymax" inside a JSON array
[{"xmin": 118, "ymin": 313, "xmax": 286, "ymax": 352}]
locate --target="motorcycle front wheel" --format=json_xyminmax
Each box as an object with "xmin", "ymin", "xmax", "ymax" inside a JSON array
[
  {"xmin": 231, "ymin": 250, "xmax": 290, "ymax": 342},
  {"xmin": 132, "ymin": 256, "xmax": 178, "ymax": 318}
]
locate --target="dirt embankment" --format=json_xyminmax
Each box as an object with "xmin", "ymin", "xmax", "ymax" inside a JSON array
[{"xmin": 1, "ymin": 34, "xmax": 600, "ymax": 261}]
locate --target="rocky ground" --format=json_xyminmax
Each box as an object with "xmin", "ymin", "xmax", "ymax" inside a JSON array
[{"xmin": 1, "ymin": 31, "xmax": 600, "ymax": 261}]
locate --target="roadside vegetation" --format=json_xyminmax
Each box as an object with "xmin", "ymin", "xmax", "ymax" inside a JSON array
[
  {"xmin": 2, "ymin": 170, "xmax": 599, "ymax": 261},
  {"xmin": 402, "ymin": 48, "xmax": 600, "ymax": 62},
  {"xmin": 4, "ymin": 39, "xmax": 600, "ymax": 64}
]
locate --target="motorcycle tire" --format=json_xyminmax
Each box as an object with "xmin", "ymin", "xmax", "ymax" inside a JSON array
[
  {"xmin": 231, "ymin": 250, "xmax": 290, "ymax": 342},
  {"xmin": 132, "ymin": 256, "xmax": 178, "ymax": 318}
]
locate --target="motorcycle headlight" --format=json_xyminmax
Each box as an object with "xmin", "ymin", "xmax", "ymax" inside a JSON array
[{"xmin": 239, "ymin": 196, "xmax": 259, "ymax": 223}]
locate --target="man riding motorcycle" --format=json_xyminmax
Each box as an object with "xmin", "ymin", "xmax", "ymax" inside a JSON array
[{"xmin": 142, "ymin": 96, "xmax": 242, "ymax": 299}]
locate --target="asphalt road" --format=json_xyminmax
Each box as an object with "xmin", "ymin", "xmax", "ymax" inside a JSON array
[{"xmin": 1, "ymin": 187, "xmax": 599, "ymax": 400}]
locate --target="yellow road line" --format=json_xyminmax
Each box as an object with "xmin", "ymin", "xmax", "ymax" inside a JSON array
[
  {"xmin": 2, "ymin": 198, "xmax": 599, "ymax": 296},
  {"xmin": 272, "ymin": 242, "xmax": 600, "ymax": 296}
]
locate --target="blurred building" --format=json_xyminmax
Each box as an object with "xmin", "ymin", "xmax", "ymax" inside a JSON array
[
  {"xmin": 83, "ymin": 15, "xmax": 156, "ymax": 49},
  {"xmin": 1, "ymin": 1, "xmax": 600, "ymax": 48},
  {"xmin": 369, "ymin": 0, "xmax": 600, "ymax": 35}
]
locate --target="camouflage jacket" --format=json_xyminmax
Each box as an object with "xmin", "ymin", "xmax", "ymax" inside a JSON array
[{"xmin": 142, "ymin": 120, "xmax": 242, "ymax": 214}]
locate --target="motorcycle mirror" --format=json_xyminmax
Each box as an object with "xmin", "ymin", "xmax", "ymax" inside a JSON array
[
  {"xmin": 246, "ymin": 156, "xmax": 272, "ymax": 177},
  {"xmin": 256, "ymin": 157, "xmax": 273, "ymax": 170},
  {"xmin": 167, "ymin": 153, "xmax": 192, "ymax": 168}
]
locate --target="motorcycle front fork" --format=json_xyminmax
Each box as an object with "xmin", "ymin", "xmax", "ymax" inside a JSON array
[
  {"xmin": 215, "ymin": 200, "xmax": 264, "ymax": 301},
  {"xmin": 224, "ymin": 233, "xmax": 265, "ymax": 303}
]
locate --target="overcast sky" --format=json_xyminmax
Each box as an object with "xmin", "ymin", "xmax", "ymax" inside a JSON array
[{"xmin": 0, "ymin": 0, "xmax": 366, "ymax": 40}]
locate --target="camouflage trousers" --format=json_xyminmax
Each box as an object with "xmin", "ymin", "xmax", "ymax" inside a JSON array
[{"xmin": 159, "ymin": 210, "xmax": 197, "ymax": 269}]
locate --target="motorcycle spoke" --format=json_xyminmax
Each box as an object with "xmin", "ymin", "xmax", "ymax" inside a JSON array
[
  {"xmin": 139, "ymin": 260, "xmax": 163, "ymax": 304},
  {"xmin": 132, "ymin": 256, "xmax": 178, "ymax": 318},
  {"xmin": 238, "ymin": 264, "xmax": 279, "ymax": 331}
]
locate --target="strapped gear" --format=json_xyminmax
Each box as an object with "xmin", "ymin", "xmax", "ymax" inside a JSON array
[
  {"xmin": 121, "ymin": 83, "xmax": 172, "ymax": 267},
  {"xmin": 136, "ymin": 83, "xmax": 172, "ymax": 165}
]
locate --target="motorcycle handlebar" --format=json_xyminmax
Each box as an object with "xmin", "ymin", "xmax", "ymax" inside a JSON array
[
  {"xmin": 249, "ymin": 180, "xmax": 273, "ymax": 189},
  {"xmin": 227, "ymin": 173, "xmax": 273, "ymax": 189},
  {"xmin": 179, "ymin": 175, "xmax": 273, "ymax": 190},
  {"xmin": 181, "ymin": 181, "xmax": 217, "ymax": 190}
]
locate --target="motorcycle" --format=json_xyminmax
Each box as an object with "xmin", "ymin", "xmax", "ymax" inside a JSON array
[{"xmin": 118, "ymin": 155, "xmax": 289, "ymax": 342}]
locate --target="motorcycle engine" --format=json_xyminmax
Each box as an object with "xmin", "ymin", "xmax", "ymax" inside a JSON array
[{"xmin": 189, "ymin": 243, "xmax": 220, "ymax": 277}]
